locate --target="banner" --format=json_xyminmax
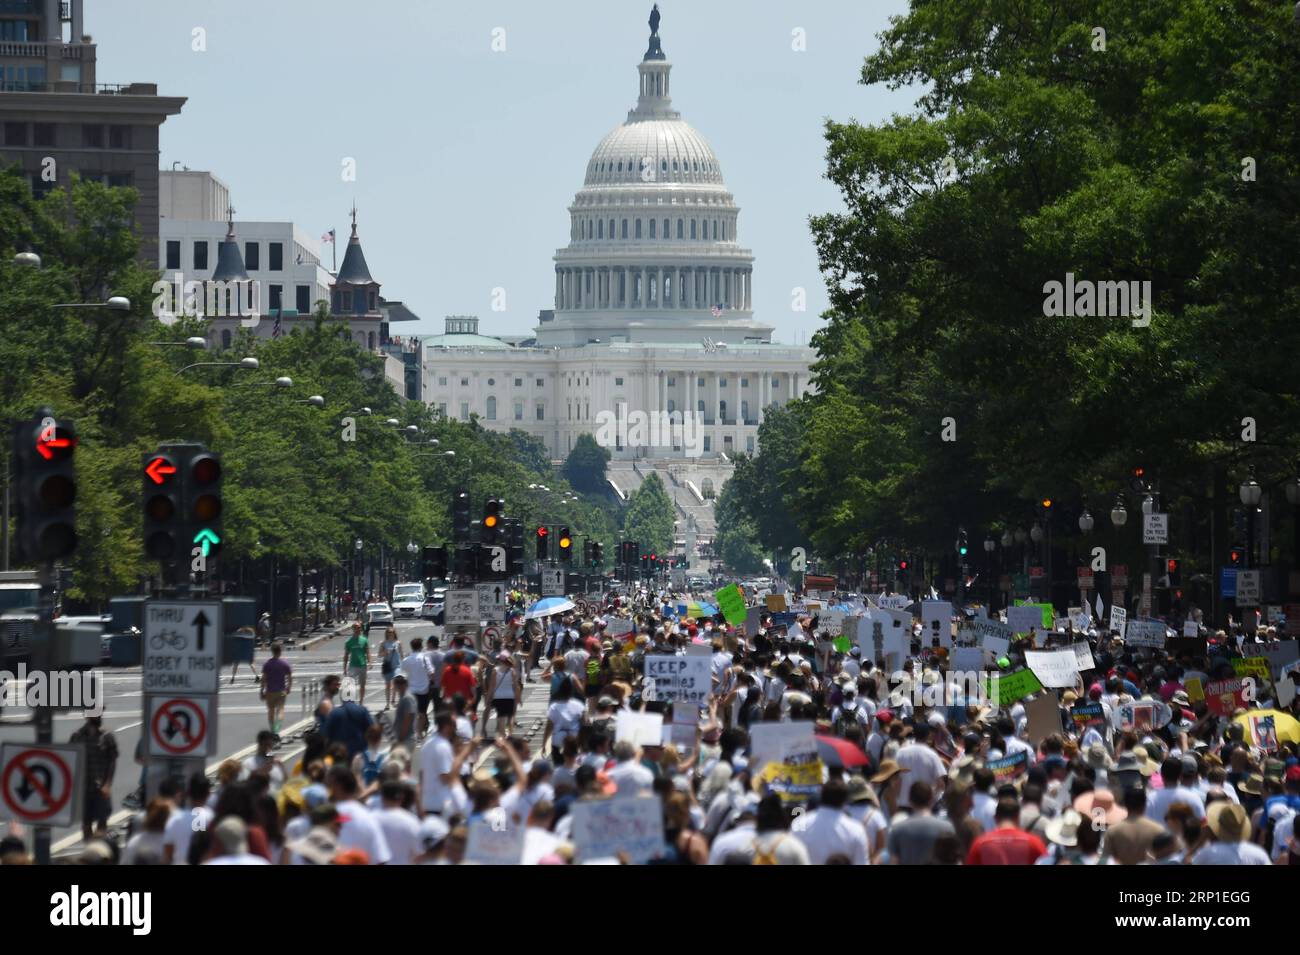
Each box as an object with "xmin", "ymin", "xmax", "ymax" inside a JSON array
[
  {"xmin": 1007, "ymin": 605, "xmax": 1044, "ymax": 635},
  {"xmin": 987, "ymin": 750, "xmax": 1029, "ymax": 781},
  {"xmin": 643, "ymin": 655, "xmax": 711, "ymax": 704},
  {"xmin": 1125, "ymin": 619, "xmax": 1166, "ymax": 648},
  {"xmin": 714, "ymin": 584, "xmax": 747, "ymax": 626},
  {"xmin": 465, "ymin": 818, "xmax": 526, "ymax": 865},
  {"xmin": 1024, "ymin": 649, "xmax": 1080, "ymax": 689},
  {"xmin": 570, "ymin": 795, "xmax": 665, "ymax": 864},
  {"xmin": 986, "ymin": 668, "xmax": 1043, "ymax": 706}
]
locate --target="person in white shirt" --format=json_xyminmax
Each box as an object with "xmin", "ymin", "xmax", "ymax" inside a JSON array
[
  {"xmin": 893, "ymin": 724, "xmax": 947, "ymax": 795},
  {"xmin": 1145, "ymin": 757, "xmax": 1207, "ymax": 824},
  {"xmin": 1189, "ymin": 802, "xmax": 1271, "ymax": 864},
  {"xmin": 791, "ymin": 779, "xmax": 869, "ymax": 864},
  {"xmin": 373, "ymin": 780, "xmax": 422, "ymax": 865},
  {"xmin": 521, "ymin": 801, "xmax": 564, "ymax": 864},
  {"xmin": 163, "ymin": 774, "xmax": 215, "ymax": 865},
  {"xmin": 328, "ymin": 765, "xmax": 392, "ymax": 864},
  {"xmin": 419, "ymin": 713, "xmax": 457, "ymax": 816},
  {"xmin": 709, "ymin": 795, "xmax": 812, "ymax": 864},
  {"xmin": 607, "ymin": 741, "xmax": 654, "ymax": 796},
  {"xmin": 401, "ymin": 636, "xmax": 434, "ymax": 736}
]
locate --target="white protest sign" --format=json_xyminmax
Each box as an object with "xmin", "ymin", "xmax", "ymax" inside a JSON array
[
  {"xmin": 1109, "ymin": 606, "xmax": 1127, "ymax": 639},
  {"xmin": 571, "ymin": 795, "xmax": 665, "ymax": 864},
  {"xmin": 643, "ymin": 655, "xmax": 711, "ymax": 705},
  {"xmin": 465, "ymin": 818, "xmax": 525, "ymax": 865},
  {"xmin": 1183, "ymin": 619, "xmax": 1199, "ymax": 638},
  {"xmin": 748, "ymin": 721, "xmax": 816, "ymax": 772},
  {"xmin": 1072, "ymin": 611, "xmax": 1091, "ymax": 631},
  {"xmin": 821, "ymin": 609, "xmax": 848, "ymax": 637},
  {"xmin": 1024, "ymin": 649, "xmax": 1080, "ymax": 688},
  {"xmin": 921, "ymin": 601, "xmax": 953, "ymax": 648},
  {"xmin": 1071, "ymin": 641, "xmax": 1095, "ymax": 672},
  {"xmin": 1007, "ymin": 605, "xmax": 1043, "ymax": 635},
  {"xmin": 877, "ymin": 595, "xmax": 911, "ymax": 610},
  {"xmin": 605, "ymin": 617, "xmax": 633, "ymax": 637},
  {"xmin": 614, "ymin": 710, "xmax": 663, "ymax": 747},
  {"xmin": 962, "ymin": 618, "xmax": 1012, "ymax": 656},
  {"xmin": 1125, "ymin": 618, "xmax": 1167, "ymax": 648}
]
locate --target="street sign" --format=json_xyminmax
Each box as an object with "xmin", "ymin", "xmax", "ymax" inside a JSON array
[
  {"xmin": 541, "ymin": 568, "xmax": 564, "ymax": 596},
  {"xmin": 1236, "ymin": 570, "xmax": 1261, "ymax": 607},
  {"xmin": 1220, "ymin": 567, "xmax": 1238, "ymax": 598},
  {"xmin": 445, "ymin": 589, "xmax": 480, "ymax": 627},
  {"xmin": 148, "ymin": 695, "xmax": 214, "ymax": 757},
  {"xmin": 1143, "ymin": 513, "xmax": 1169, "ymax": 544},
  {"xmin": 143, "ymin": 601, "xmax": 222, "ymax": 695},
  {"xmin": 0, "ymin": 743, "xmax": 83, "ymax": 828},
  {"xmin": 476, "ymin": 582, "xmax": 506, "ymax": 621}
]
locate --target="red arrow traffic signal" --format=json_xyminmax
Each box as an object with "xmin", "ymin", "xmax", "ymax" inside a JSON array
[{"xmin": 145, "ymin": 456, "xmax": 177, "ymax": 484}]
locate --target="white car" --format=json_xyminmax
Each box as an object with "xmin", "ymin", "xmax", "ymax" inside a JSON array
[
  {"xmin": 364, "ymin": 602, "xmax": 394, "ymax": 633},
  {"xmin": 391, "ymin": 583, "xmax": 425, "ymax": 618}
]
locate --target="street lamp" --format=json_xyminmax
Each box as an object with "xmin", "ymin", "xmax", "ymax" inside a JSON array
[
  {"xmin": 1001, "ymin": 529, "xmax": 1013, "ymax": 549},
  {"xmin": 1078, "ymin": 509, "xmax": 1094, "ymax": 533},
  {"xmin": 1110, "ymin": 498, "xmax": 1128, "ymax": 528},
  {"xmin": 1240, "ymin": 470, "xmax": 1262, "ymax": 570},
  {"xmin": 148, "ymin": 337, "xmax": 208, "ymax": 349},
  {"xmin": 1239, "ymin": 474, "xmax": 1262, "ymax": 507},
  {"xmin": 176, "ymin": 356, "xmax": 259, "ymax": 375},
  {"xmin": 295, "ymin": 395, "xmax": 326, "ymax": 408},
  {"xmin": 1030, "ymin": 522, "xmax": 1043, "ymax": 543},
  {"xmin": 1141, "ymin": 494, "xmax": 1156, "ymax": 516},
  {"xmin": 385, "ymin": 418, "xmax": 400, "ymax": 427},
  {"xmin": 345, "ymin": 407, "xmax": 372, "ymax": 417},
  {"xmin": 52, "ymin": 295, "xmax": 131, "ymax": 311},
  {"xmin": 13, "ymin": 251, "xmax": 41, "ymax": 268}
]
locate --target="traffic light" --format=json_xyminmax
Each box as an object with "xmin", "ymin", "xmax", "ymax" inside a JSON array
[
  {"xmin": 421, "ymin": 545, "xmax": 447, "ymax": 580},
  {"xmin": 1129, "ymin": 466, "xmax": 1146, "ymax": 494},
  {"xmin": 142, "ymin": 449, "xmax": 182, "ymax": 561},
  {"xmin": 622, "ymin": 540, "xmax": 640, "ymax": 566},
  {"xmin": 482, "ymin": 497, "xmax": 502, "ymax": 544},
  {"xmin": 558, "ymin": 527, "xmax": 573, "ymax": 563},
  {"xmin": 898, "ymin": 559, "xmax": 909, "ymax": 572},
  {"xmin": 1166, "ymin": 558, "xmax": 1180, "ymax": 586},
  {"xmin": 536, "ymin": 525, "xmax": 549, "ymax": 560},
  {"xmin": 13, "ymin": 411, "xmax": 79, "ymax": 562},
  {"xmin": 507, "ymin": 519, "xmax": 525, "ymax": 576},
  {"xmin": 956, "ymin": 529, "xmax": 968, "ymax": 557},
  {"xmin": 452, "ymin": 545, "xmax": 474, "ymax": 578},
  {"xmin": 582, "ymin": 540, "xmax": 592, "ymax": 566},
  {"xmin": 591, "ymin": 542, "xmax": 603, "ymax": 567},
  {"xmin": 186, "ymin": 450, "xmax": 222, "ymax": 561},
  {"xmin": 452, "ymin": 489, "xmax": 471, "ymax": 541}
]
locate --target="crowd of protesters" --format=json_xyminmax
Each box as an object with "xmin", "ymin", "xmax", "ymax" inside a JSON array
[{"xmin": 3, "ymin": 584, "xmax": 1298, "ymax": 866}]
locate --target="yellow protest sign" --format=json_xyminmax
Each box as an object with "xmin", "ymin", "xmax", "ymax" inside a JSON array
[{"xmin": 1184, "ymin": 677, "xmax": 1205, "ymax": 703}]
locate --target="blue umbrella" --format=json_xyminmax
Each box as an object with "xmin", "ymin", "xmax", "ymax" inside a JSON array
[{"xmin": 525, "ymin": 597, "xmax": 576, "ymax": 620}]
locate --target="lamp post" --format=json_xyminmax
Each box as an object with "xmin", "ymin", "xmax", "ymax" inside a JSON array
[
  {"xmin": 1239, "ymin": 471, "xmax": 1262, "ymax": 570},
  {"xmin": 52, "ymin": 296, "xmax": 131, "ymax": 311},
  {"xmin": 177, "ymin": 356, "xmax": 260, "ymax": 375}
]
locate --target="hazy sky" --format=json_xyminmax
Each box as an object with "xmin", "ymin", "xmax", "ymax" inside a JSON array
[{"xmin": 96, "ymin": 0, "xmax": 913, "ymax": 343}]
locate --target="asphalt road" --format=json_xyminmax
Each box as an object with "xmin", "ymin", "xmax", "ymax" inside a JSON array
[{"xmin": 0, "ymin": 615, "xmax": 450, "ymax": 853}]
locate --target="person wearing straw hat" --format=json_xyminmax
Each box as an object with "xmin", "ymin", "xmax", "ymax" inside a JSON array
[{"xmin": 1188, "ymin": 802, "xmax": 1270, "ymax": 864}]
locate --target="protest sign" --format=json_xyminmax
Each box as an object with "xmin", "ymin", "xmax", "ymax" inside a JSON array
[
  {"xmin": 744, "ymin": 606, "xmax": 764, "ymax": 637},
  {"xmin": 988, "ymin": 750, "xmax": 1029, "ymax": 781},
  {"xmin": 1007, "ymin": 605, "xmax": 1043, "ymax": 635},
  {"xmin": 748, "ymin": 721, "xmax": 817, "ymax": 774},
  {"xmin": 1025, "ymin": 693, "xmax": 1063, "ymax": 747},
  {"xmin": 1072, "ymin": 611, "xmax": 1091, "ymax": 632},
  {"xmin": 922, "ymin": 601, "xmax": 954, "ymax": 649},
  {"xmin": 832, "ymin": 634, "xmax": 852, "ymax": 654},
  {"xmin": 757, "ymin": 752, "xmax": 825, "ymax": 804},
  {"xmin": 1114, "ymin": 702, "xmax": 1156, "ymax": 732},
  {"xmin": 1015, "ymin": 600, "xmax": 1054, "ymax": 629},
  {"xmin": 1071, "ymin": 641, "xmax": 1095, "ymax": 672},
  {"xmin": 1247, "ymin": 714, "xmax": 1280, "ymax": 752},
  {"xmin": 1070, "ymin": 702, "xmax": 1105, "ymax": 729},
  {"xmin": 1277, "ymin": 676, "xmax": 1296, "ymax": 709},
  {"xmin": 1125, "ymin": 619, "xmax": 1166, "ymax": 648},
  {"xmin": 962, "ymin": 618, "xmax": 1013, "ymax": 653},
  {"xmin": 1024, "ymin": 649, "xmax": 1080, "ymax": 689},
  {"xmin": 571, "ymin": 795, "xmax": 665, "ymax": 864},
  {"xmin": 1183, "ymin": 619, "xmax": 1199, "ymax": 638},
  {"xmin": 1184, "ymin": 677, "xmax": 1205, "ymax": 704},
  {"xmin": 1204, "ymin": 679, "xmax": 1250, "ymax": 717},
  {"xmin": 765, "ymin": 594, "xmax": 787, "ymax": 612},
  {"xmin": 614, "ymin": 710, "xmax": 664, "ymax": 747},
  {"xmin": 1109, "ymin": 606, "xmax": 1127, "ymax": 639},
  {"xmin": 951, "ymin": 647, "xmax": 985, "ymax": 673},
  {"xmin": 1260, "ymin": 640, "xmax": 1300, "ymax": 678},
  {"xmin": 642, "ymin": 657, "xmax": 712, "ymax": 712},
  {"xmin": 714, "ymin": 584, "xmax": 747, "ymax": 626},
  {"xmin": 1232, "ymin": 657, "xmax": 1271, "ymax": 683},
  {"xmin": 877, "ymin": 594, "xmax": 912, "ymax": 610},
  {"xmin": 986, "ymin": 668, "xmax": 1043, "ymax": 706},
  {"xmin": 605, "ymin": 617, "xmax": 633, "ymax": 637},
  {"xmin": 465, "ymin": 818, "xmax": 526, "ymax": 865},
  {"xmin": 822, "ymin": 608, "xmax": 848, "ymax": 638}
]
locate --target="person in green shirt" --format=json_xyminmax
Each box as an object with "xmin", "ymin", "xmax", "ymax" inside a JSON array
[{"xmin": 343, "ymin": 621, "xmax": 371, "ymax": 705}]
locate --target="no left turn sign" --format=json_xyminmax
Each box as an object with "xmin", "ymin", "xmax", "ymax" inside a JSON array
[
  {"xmin": 148, "ymin": 696, "xmax": 213, "ymax": 757},
  {"xmin": 0, "ymin": 743, "xmax": 83, "ymax": 828}
]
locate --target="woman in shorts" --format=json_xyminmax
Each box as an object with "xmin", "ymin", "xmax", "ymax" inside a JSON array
[
  {"xmin": 380, "ymin": 627, "xmax": 403, "ymax": 709},
  {"xmin": 482, "ymin": 651, "xmax": 521, "ymax": 737}
]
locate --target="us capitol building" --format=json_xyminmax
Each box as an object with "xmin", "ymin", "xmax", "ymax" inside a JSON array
[{"xmin": 421, "ymin": 8, "xmax": 814, "ymax": 541}]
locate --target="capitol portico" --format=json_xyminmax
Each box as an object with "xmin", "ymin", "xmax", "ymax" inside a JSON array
[{"xmin": 421, "ymin": 8, "xmax": 814, "ymax": 491}]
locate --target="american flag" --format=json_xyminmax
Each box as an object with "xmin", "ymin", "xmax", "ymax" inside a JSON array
[
  {"xmin": 321, "ymin": 229, "xmax": 335, "ymax": 245},
  {"xmin": 710, "ymin": 304, "xmax": 722, "ymax": 317}
]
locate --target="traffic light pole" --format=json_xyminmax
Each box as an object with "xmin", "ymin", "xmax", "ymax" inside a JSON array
[{"xmin": 33, "ymin": 560, "xmax": 55, "ymax": 866}]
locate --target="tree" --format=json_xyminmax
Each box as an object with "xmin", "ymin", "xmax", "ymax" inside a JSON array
[
  {"xmin": 563, "ymin": 432, "xmax": 611, "ymax": 494},
  {"xmin": 714, "ymin": 479, "xmax": 767, "ymax": 575},
  {"xmin": 622, "ymin": 471, "xmax": 674, "ymax": 556}
]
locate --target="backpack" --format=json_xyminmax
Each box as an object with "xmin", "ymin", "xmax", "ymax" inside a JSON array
[
  {"xmin": 609, "ymin": 652, "xmax": 632, "ymax": 681},
  {"xmin": 361, "ymin": 749, "xmax": 387, "ymax": 786},
  {"xmin": 752, "ymin": 834, "xmax": 785, "ymax": 865},
  {"xmin": 586, "ymin": 657, "xmax": 602, "ymax": 686}
]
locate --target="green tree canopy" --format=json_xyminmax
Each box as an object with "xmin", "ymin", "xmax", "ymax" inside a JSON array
[
  {"xmin": 622, "ymin": 471, "xmax": 675, "ymax": 556},
  {"xmin": 563, "ymin": 432, "xmax": 611, "ymax": 495}
]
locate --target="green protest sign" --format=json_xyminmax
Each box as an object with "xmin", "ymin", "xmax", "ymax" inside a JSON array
[
  {"xmin": 714, "ymin": 583, "xmax": 747, "ymax": 626},
  {"xmin": 833, "ymin": 635, "xmax": 851, "ymax": 654},
  {"xmin": 986, "ymin": 668, "xmax": 1043, "ymax": 706},
  {"xmin": 1015, "ymin": 600, "xmax": 1054, "ymax": 629}
]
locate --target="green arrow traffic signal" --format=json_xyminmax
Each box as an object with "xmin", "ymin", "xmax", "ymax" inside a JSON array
[{"xmin": 193, "ymin": 527, "xmax": 221, "ymax": 556}]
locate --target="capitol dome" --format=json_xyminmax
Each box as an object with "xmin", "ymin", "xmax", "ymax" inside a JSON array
[{"xmin": 538, "ymin": 8, "xmax": 769, "ymax": 348}]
